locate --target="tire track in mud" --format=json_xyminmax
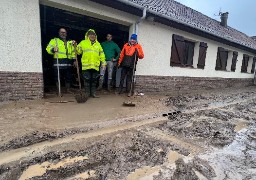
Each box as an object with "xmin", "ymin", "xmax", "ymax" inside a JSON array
[{"xmin": 0, "ymin": 117, "xmax": 167, "ymax": 165}]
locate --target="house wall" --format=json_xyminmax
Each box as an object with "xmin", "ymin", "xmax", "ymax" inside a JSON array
[
  {"xmin": 0, "ymin": 0, "xmax": 43, "ymax": 101},
  {"xmin": 0, "ymin": 0, "xmax": 138, "ymax": 101},
  {"xmin": 0, "ymin": 0, "xmax": 42, "ymax": 73},
  {"xmin": 135, "ymin": 20, "xmax": 254, "ymax": 92},
  {"xmin": 0, "ymin": 0, "xmax": 254, "ymax": 101},
  {"xmin": 136, "ymin": 20, "xmax": 255, "ymax": 78}
]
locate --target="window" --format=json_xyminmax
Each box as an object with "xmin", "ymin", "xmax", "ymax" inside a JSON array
[
  {"xmin": 197, "ymin": 42, "xmax": 208, "ymax": 69},
  {"xmin": 231, "ymin": 51, "xmax": 238, "ymax": 72},
  {"xmin": 251, "ymin": 57, "xmax": 256, "ymax": 74},
  {"xmin": 170, "ymin": 34, "xmax": 195, "ymax": 67},
  {"xmin": 215, "ymin": 47, "xmax": 228, "ymax": 70},
  {"xmin": 241, "ymin": 54, "xmax": 249, "ymax": 73}
]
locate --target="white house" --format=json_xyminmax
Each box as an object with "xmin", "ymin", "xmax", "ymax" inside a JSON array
[{"xmin": 1, "ymin": 0, "xmax": 255, "ymax": 101}]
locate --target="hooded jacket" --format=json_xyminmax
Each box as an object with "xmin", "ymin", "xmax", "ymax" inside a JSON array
[{"xmin": 77, "ymin": 29, "xmax": 106, "ymax": 71}]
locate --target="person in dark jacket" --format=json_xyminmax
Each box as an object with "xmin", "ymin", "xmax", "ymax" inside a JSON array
[{"xmin": 117, "ymin": 34, "xmax": 144, "ymax": 97}]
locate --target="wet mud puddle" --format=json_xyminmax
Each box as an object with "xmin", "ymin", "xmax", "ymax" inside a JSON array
[
  {"xmin": 19, "ymin": 156, "xmax": 90, "ymax": 180},
  {"xmin": 198, "ymin": 127, "xmax": 256, "ymax": 179}
]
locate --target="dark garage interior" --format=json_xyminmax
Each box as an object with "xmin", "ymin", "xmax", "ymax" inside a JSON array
[{"xmin": 40, "ymin": 4, "xmax": 130, "ymax": 92}]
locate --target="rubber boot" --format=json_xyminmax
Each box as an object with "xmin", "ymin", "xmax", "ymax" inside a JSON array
[
  {"xmin": 107, "ymin": 79, "xmax": 112, "ymax": 92},
  {"xmin": 127, "ymin": 82, "xmax": 132, "ymax": 97},
  {"xmin": 118, "ymin": 79, "xmax": 124, "ymax": 94},
  {"xmin": 97, "ymin": 78, "xmax": 103, "ymax": 91},
  {"xmin": 91, "ymin": 81, "xmax": 99, "ymax": 98},
  {"xmin": 65, "ymin": 82, "xmax": 72, "ymax": 93}
]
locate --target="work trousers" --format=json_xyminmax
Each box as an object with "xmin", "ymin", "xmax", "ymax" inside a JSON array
[
  {"xmin": 53, "ymin": 58, "xmax": 74, "ymax": 84},
  {"xmin": 119, "ymin": 66, "xmax": 134, "ymax": 93},
  {"xmin": 83, "ymin": 69, "xmax": 99, "ymax": 96},
  {"xmin": 100, "ymin": 61, "xmax": 116, "ymax": 79}
]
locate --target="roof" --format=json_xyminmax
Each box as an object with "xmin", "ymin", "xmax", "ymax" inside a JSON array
[{"xmin": 127, "ymin": 0, "xmax": 256, "ymax": 51}]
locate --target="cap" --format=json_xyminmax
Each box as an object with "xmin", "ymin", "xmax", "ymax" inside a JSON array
[{"xmin": 130, "ymin": 34, "xmax": 137, "ymax": 41}]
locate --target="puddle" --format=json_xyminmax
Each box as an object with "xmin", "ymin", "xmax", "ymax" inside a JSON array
[
  {"xmin": 234, "ymin": 121, "xmax": 248, "ymax": 132},
  {"xmin": 70, "ymin": 170, "xmax": 96, "ymax": 179},
  {"xmin": 19, "ymin": 156, "xmax": 89, "ymax": 180},
  {"xmin": 208, "ymin": 101, "xmax": 226, "ymax": 107},
  {"xmin": 168, "ymin": 151, "xmax": 183, "ymax": 164},
  {"xmin": 126, "ymin": 166, "xmax": 160, "ymax": 180},
  {"xmin": 198, "ymin": 127, "xmax": 256, "ymax": 179}
]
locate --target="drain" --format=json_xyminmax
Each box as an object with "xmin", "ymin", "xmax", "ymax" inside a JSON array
[{"xmin": 162, "ymin": 111, "xmax": 181, "ymax": 118}]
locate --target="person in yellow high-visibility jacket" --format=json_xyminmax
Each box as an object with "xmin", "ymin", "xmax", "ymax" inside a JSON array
[
  {"xmin": 77, "ymin": 29, "xmax": 106, "ymax": 98},
  {"xmin": 46, "ymin": 28, "xmax": 76, "ymax": 93}
]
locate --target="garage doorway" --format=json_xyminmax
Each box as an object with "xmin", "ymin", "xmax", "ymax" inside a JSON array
[{"xmin": 40, "ymin": 5, "xmax": 129, "ymax": 93}]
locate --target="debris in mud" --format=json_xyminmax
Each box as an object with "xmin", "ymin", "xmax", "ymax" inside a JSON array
[
  {"xmin": 0, "ymin": 131, "xmax": 172, "ymax": 180},
  {"xmin": 166, "ymin": 91, "xmax": 256, "ymax": 110},
  {"xmin": 0, "ymin": 128, "xmax": 91, "ymax": 152},
  {"xmin": 199, "ymin": 109, "xmax": 241, "ymax": 121},
  {"xmin": 163, "ymin": 115, "xmax": 236, "ymax": 146},
  {"xmin": 192, "ymin": 157, "xmax": 216, "ymax": 179},
  {"xmin": 171, "ymin": 158, "xmax": 199, "ymax": 180}
]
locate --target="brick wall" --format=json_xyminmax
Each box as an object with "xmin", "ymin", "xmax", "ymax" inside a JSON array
[
  {"xmin": 0, "ymin": 71, "xmax": 43, "ymax": 101},
  {"xmin": 136, "ymin": 75, "xmax": 253, "ymax": 93}
]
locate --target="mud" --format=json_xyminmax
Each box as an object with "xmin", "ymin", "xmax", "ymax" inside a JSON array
[
  {"xmin": 0, "ymin": 131, "xmax": 172, "ymax": 180},
  {"xmin": 0, "ymin": 129, "xmax": 91, "ymax": 152},
  {"xmin": 0, "ymin": 87, "xmax": 256, "ymax": 179}
]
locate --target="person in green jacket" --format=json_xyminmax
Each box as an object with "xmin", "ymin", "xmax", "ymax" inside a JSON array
[
  {"xmin": 77, "ymin": 29, "xmax": 106, "ymax": 98},
  {"xmin": 99, "ymin": 33, "xmax": 121, "ymax": 91}
]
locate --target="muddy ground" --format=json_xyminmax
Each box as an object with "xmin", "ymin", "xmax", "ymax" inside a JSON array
[{"xmin": 0, "ymin": 87, "xmax": 256, "ymax": 180}]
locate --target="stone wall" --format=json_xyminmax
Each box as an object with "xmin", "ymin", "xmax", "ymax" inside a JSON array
[
  {"xmin": 136, "ymin": 75, "xmax": 253, "ymax": 93},
  {"xmin": 0, "ymin": 71, "xmax": 43, "ymax": 101}
]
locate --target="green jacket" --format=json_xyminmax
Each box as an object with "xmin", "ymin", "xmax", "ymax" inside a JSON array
[{"xmin": 101, "ymin": 41, "xmax": 121, "ymax": 61}]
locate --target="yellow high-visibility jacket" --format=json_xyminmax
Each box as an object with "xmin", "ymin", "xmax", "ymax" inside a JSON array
[
  {"xmin": 46, "ymin": 38, "xmax": 75, "ymax": 59},
  {"xmin": 77, "ymin": 29, "xmax": 106, "ymax": 71}
]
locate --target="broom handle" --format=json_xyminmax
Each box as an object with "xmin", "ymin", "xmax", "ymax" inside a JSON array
[
  {"xmin": 130, "ymin": 49, "xmax": 137, "ymax": 95},
  {"xmin": 55, "ymin": 38, "xmax": 62, "ymax": 101},
  {"xmin": 74, "ymin": 44, "xmax": 82, "ymax": 90}
]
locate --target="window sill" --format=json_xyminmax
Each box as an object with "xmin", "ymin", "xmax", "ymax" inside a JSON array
[
  {"xmin": 215, "ymin": 69, "xmax": 227, "ymax": 72},
  {"xmin": 171, "ymin": 65, "xmax": 205, "ymax": 70},
  {"xmin": 241, "ymin": 72, "xmax": 254, "ymax": 74}
]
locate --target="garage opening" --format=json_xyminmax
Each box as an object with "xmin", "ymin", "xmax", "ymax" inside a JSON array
[{"xmin": 40, "ymin": 4, "xmax": 129, "ymax": 93}]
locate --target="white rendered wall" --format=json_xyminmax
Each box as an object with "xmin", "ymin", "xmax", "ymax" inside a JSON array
[
  {"xmin": 0, "ymin": 0, "xmax": 42, "ymax": 72},
  {"xmin": 136, "ymin": 20, "xmax": 256, "ymax": 79}
]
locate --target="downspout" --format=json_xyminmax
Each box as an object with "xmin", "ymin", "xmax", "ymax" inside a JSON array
[{"xmin": 134, "ymin": 8, "xmax": 147, "ymax": 34}]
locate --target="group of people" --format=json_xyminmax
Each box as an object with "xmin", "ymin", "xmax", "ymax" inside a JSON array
[{"xmin": 46, "ymin": 28, "xmax": 144, "ymax": 98}]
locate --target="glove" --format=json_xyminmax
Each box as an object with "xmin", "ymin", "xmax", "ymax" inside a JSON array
[
  {"xmin": 52, "ymin": 47, "xmax": 58, "ymax": 53},
  {"xmin": 72, "ymin": 40, "xmax": 77, "ymax": 46},
  {"xmin": 99, "ymin": 74, "xmax": 104, "ymax": 80}
]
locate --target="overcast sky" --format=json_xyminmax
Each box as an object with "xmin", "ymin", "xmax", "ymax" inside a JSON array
[{"xmin": 174, "ymin": 0, "xmax": 256, "ymax": 37}]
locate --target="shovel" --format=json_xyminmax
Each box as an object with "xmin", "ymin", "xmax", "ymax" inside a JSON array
[{"xmin": 74, "ymin": 44, "xmax": 88, "ymax": 103}]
